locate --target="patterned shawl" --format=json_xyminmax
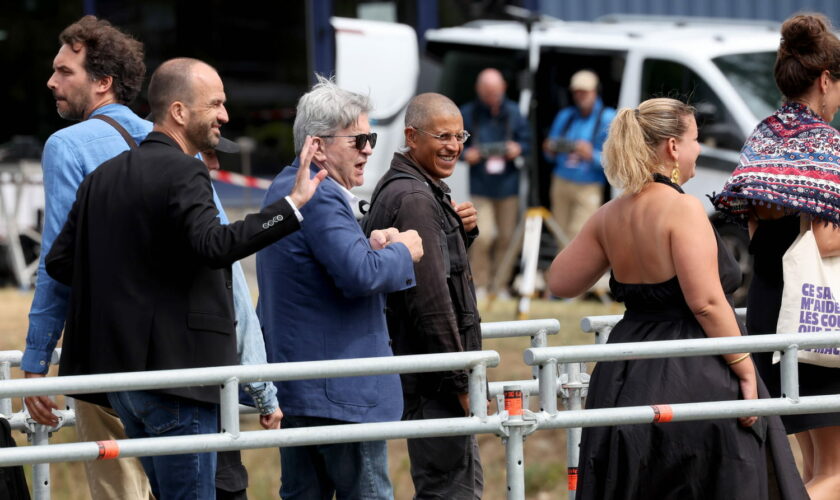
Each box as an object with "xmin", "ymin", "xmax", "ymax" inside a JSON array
[{"xmin": 712, "ymin": 102, "xmax": 840, "ymax": 225}]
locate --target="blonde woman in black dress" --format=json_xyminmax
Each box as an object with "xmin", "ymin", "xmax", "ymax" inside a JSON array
[{"xmin": 548, "ymin": 98, "xmax": 807, "ymax": 499}]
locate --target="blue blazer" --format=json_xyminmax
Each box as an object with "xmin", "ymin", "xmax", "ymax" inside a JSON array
[{"xmin": 256, "ymin": 162, "xmax": 415, "ymax": 423}]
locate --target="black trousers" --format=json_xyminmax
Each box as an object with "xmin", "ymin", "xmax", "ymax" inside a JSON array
[{"xmin": 403, "ymin": 393, "xmax": 483, "ymax": 500}]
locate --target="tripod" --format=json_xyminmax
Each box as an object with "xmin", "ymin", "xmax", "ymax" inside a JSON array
[{"xmin": 488, "ymin": 206, "xmax": 568, "ymax": 319}]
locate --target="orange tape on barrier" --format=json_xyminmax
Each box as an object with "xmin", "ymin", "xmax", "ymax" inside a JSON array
[
  {"xmin": 504, "ymin": 388, "xmax": 523, "ymax": 416},
  {"xmin": 567, "ymin": 467, "xmax": 579, "ymax": 490},
  {"xmin": 651, "ymin": 404, "xmax": 674, "ymax": 423},
  {"xmin": 96, "ymin": 440, "xmax": 120, "ymax": 460}
]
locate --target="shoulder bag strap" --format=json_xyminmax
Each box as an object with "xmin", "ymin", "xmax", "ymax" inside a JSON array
[{"xmin": 91, "ymin": 114, "xmax": 138, "ymax": 149}]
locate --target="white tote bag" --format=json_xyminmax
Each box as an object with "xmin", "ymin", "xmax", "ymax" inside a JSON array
[{"xmin": 776, "ymin": 222, "xmax": 840, "ymax": 367}]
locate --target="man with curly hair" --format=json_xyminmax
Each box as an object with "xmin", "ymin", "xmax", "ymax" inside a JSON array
[{"xmin": 21, "ymin": 15, "xmax": 152, "ymax": 499}]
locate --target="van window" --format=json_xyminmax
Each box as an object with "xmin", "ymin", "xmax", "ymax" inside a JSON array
[
  {"xmin": 429, "ymin": 44, "xmax": 525, "ymax": 106},
  {"xmin": 641, "ymin": 59, "xmax": 743, "ymax": 151},
  {"xmin": 713, "ymin": 52, "xmax": 780, "ymax": 121},
  {"xmin": 715, "ymin": 51, "xmax": 840, "ymax": 130}
]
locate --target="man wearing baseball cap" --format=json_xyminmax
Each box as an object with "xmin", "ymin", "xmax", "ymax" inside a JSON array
[{"xmin": 543, "ymin": 69, "xmax": 616, "ymax": 239}]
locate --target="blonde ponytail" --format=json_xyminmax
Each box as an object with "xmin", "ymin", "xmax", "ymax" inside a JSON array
[{"xmin": 603, "ymin": 98, "xmax": 695, "ymax": 195}]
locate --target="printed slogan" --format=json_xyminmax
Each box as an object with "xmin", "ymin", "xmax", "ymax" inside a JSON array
[{"xmin": 797, "ymin": 283, "xmax": 840, "ymax": 355}]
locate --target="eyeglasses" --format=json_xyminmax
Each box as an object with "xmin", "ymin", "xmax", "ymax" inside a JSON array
[
  {"xmin": 319, "ymin": 133, "xmax": 377, "ymax": 150},
  {"xmin": 413, "ymin": 128, "xmax": 471, "ymax": 144}
]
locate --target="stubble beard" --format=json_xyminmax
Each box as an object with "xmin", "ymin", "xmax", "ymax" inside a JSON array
[
  {"xmin": 186, "ymin": 120, "xmax": 219, "ymax": 154},
  {"xmin": 57, "ymin": 94, "xmax": 89, "ymax": 121}
]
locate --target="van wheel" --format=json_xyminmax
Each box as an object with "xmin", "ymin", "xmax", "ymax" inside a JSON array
[{"xmin": 715, "ymin": 221, "xmax": 752, "ymax": 307}]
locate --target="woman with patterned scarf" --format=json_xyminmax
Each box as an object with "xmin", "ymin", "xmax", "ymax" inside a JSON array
[{"xmin": 714, "ymin": 13, "xmax": 840, "ymax": 499}]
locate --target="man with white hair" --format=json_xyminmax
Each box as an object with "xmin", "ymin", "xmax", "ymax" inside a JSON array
[
  {"xmin": 256, "ymin": 76, "xmax": 423, "ymax": 499},
  {"xmin": 544, "ymin": 69, "xmax": 616, "ymax": 239}
]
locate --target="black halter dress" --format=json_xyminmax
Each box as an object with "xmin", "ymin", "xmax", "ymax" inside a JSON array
[{"xmin": 575, "ymin": 175, "xmax": 807, "ymax": 500}]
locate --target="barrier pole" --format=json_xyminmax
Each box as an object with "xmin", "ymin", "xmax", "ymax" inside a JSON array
[
  {"xmin": 220, "ymin": 377, "xmax": 240, "ymax": 437},
  {"xmin": 469, "ymin": 363, "xmax": 488, "ymax": 419},
  {"xmin": 538, "ymin": 359, "xmax": 558, "ymax": 415},
  {"xmin": 0, "ymin": 360, "xmax": 11, "ymax": 416},
  {"xmin": 32, "ymin": 425, "xmax": 50, "ymax": 500},
  {"xmin": 503, "ymin": 386, "xmax": 525, "ymax": 500},
  {"xmin": 565, "ymin": 362, "xmax": 583, "ymax": 500},
  {"xmin": 780, "ymin": 346, "xmax": 800, "ymax": 402},
  {"xmin": 530, "ymin": 328, "xmax": 548, "ymax": 380}
]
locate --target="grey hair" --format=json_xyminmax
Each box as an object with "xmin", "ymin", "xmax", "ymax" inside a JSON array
[{"xmin": 293, "ymin": 74, "xmax": 373, "ymax": 153}]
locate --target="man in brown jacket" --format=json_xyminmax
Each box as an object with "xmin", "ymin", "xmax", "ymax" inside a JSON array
[{"xmin": 363, "ymin": 93, "xmax": 483, "ymax": 499}]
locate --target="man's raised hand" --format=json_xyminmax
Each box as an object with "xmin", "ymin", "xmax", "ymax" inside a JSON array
[{"xmin": 289, "ymin": 136, "xmax": 328, "ymax": 208}]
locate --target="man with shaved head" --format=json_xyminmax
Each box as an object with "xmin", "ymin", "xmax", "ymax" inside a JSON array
[
  {"xmin": 364, "ymin": 93, "xmax": 484, "ymax": 499},
  {"xmin": 45, "ymin": 57, "xmax": 326, "ymax": 498},
  {"xmin": 461, "ymin": 68, "xmax": 529, "ymax": 299}
]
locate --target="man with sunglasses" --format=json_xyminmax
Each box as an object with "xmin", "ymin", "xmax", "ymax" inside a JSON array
[
  {"xmin": 255, "ymin": 76, "xmax": 423, "ymax": 499},
  {"xmin": 363, "ymin": 93, "xmax": 483, "ymax": 499}
]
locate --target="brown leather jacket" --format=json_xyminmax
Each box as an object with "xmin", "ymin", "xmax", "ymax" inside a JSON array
[{"xmin": 363, "ymin": 153, "xmax": 481, "ymax": 396}]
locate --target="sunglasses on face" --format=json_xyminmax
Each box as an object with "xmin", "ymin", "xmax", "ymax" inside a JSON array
[{"xmin": 319, "ymin": 132, "xmax": 377, "ymax": 150}]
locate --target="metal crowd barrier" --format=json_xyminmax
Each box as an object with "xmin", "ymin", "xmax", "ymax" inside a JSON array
[
  {"xmin": 5, "ymin": 315, "xmax": 840, "ymax": 500},
  {"xmin": 0, "ymin": 319, "xmax": 559, "ymax": 500}
]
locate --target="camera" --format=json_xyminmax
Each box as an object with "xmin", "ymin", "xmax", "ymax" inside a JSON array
[
  {"xmin": 544, "ymin": 137, "xmax": 576, "ymax": 154},
  {"xmin": 477, "ymin": 141, "xmax": 507, "ymax": 157}
]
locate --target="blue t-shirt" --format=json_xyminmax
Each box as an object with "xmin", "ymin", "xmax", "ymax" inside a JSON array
[{"xmin": 546, "ymin": 97, "xmax": 616, "ymax": 185}]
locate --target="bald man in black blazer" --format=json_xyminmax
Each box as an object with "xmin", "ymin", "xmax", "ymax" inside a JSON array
[{"xmin": 45, "ymin": 57, "xmax": 326, "ymax": 498}]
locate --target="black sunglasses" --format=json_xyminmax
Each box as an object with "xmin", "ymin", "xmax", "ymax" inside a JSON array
[{"xmin": 319, "ymin": 132, "xmax": 377, "ymax": 150}]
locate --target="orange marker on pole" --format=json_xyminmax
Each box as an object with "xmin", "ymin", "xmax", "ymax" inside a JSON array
[
  {"xmin": 504, "ymin": 385, "xmax": 523, "ymax": 416},
  {"xmin": 95, "ymin": 440, "xmax": 120, "ymax": 460},
  {"xmin": 651, "ymin": 404, "xmax": 674, "ymax": 423},
  {"xmin": 568, "ymin": 467, "xmax": 579, "ymax": 491}
]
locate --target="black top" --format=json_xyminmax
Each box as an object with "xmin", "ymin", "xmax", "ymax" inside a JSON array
[
  {"xmin": 46, "ymin": 131, "xmax": 300, "ymax": 405},
  {"xmin": 576, "ymin": 174, "xmax": 808, "ymax": 499},
  {"xmin": 746, "ymin": 213, "xmax": 840, "ymax": 433}
]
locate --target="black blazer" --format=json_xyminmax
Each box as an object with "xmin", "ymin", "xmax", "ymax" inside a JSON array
[{"xmin": 46, "ymin": 131, "xmax": 299, "ymax": 405}]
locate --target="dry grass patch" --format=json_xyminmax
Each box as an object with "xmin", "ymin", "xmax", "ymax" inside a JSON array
[{"xmin": 0, "ymin": 287, "xmax": 623, "ymax": 499}]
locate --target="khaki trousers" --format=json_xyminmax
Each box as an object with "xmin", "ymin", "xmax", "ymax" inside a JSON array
[
  {"xmin": 74, "ymin": 399, "xmax": 154, "ymax": 499},
  {"xmin": 469, "ymin": 195, "xmax": 519, "ymax": 289},
  {"xmin": 549, "ymin": 176, "xmax": 603, "ymax": 240}
]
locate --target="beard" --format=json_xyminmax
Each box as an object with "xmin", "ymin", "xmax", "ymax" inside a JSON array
[
  {"xmin": 185, "ymin": 118, "xmax": 219, "ymax": 153},
  {"xmin": 55, "ymin": 93, "xmax": 89, "ymax": 121}
]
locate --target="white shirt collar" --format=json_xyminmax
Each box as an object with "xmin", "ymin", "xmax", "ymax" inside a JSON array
[{"xmin": 328, "ymin": 176, "xmax": 359, "ymax": 206}]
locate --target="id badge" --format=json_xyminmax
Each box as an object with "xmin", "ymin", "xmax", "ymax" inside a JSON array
[{"xmin": 486, "ymin": 156, "xmax": 505, "ymax": 175}]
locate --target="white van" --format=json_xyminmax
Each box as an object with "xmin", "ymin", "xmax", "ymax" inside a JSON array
[{"xmin": 335, "ymin": 15, "xmax": 795, "ymax": 304}]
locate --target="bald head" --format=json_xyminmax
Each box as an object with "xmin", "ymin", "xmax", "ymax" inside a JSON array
[
  {"xmin": 148, "ymin": 58, "xmax": 216, "ymax": 125},
  {"xmin": 405, "ymin": 93, "xmax": 461, "ymax": 130},
  {"xmin": 476, "ymin": 68, "xmax": 507, "ymax": 112}
]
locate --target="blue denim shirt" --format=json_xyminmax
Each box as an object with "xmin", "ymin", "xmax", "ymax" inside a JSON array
[
  {"xmin": 546, "ymin": 97, "xmax": 616, "ymax": 185},
  {"xmin": 212, "ymin": 190, "xmax": 278, "ymax": 414},
  {"xmin": 23, "ymin": 104, "xmax": 278, "ymax": 414}
]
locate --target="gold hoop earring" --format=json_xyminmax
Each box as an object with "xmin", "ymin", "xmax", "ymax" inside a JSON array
[{"xmin": 670, "ymin": 162, "xmax": 680, "ymax": 184}]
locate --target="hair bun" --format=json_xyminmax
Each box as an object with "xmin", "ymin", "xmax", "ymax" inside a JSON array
[{"xmin": 781, "ymin": 14, "xmax": 830, "ymax": 55}]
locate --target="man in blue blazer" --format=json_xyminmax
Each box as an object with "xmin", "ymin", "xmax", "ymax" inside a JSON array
[{"xmin": 256, "ymin": 76, "xmax": 423, "ymax": 500}]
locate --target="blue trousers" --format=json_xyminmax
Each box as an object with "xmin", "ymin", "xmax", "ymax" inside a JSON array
[
  {"xmin": 107, "ymin": 390, "xmax": 218, "ymax": 500},
  {"xmin": 279, "ymin": 415, "xmax": 393, "ymax": 500}
]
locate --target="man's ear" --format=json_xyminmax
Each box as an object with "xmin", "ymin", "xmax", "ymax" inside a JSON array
[
  {"xmin": 95, "ymin": 75, "xmax": 114, "ymax": 96},
  {"xmin": 311, "ymin": 136, "xmax": 328, "ymax": 163},
  {"xmin": 169, "ymin": 101, "xmax": 189, "ymax": 127},
  {"xmin": 404, "ymin": 127, "xmax": 417, "ymax": 148}
]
